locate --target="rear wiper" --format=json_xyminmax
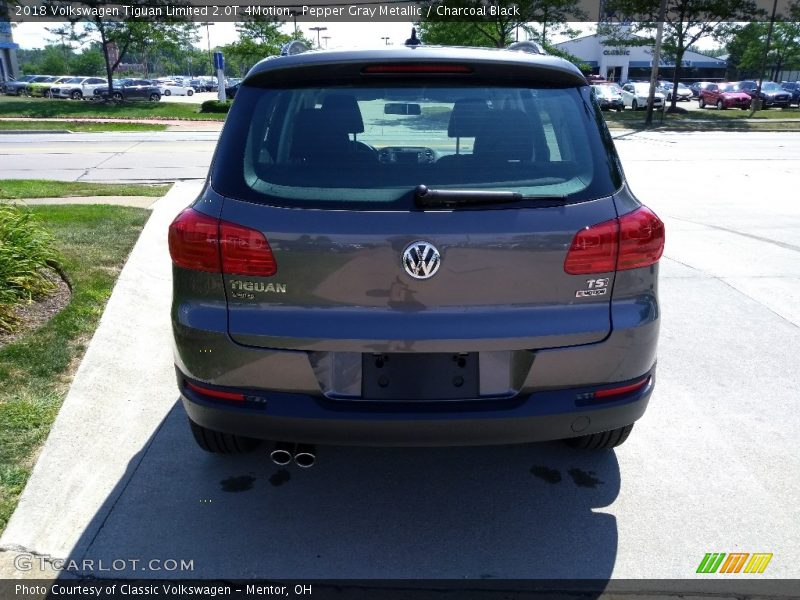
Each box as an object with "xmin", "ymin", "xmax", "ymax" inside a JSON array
[{"xmin": 414, "ymin": 184, "xmax": 565, "ymax": 208}]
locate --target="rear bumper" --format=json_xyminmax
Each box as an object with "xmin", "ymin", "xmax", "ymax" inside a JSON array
[{"xmin": 179, "ymin": 369, "xmax": 655, "ymax": 447}]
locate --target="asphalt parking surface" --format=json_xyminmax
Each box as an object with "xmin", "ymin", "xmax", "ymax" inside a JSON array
[{"xmin": 0, "ymin": 131, "xmax": 798, "ymax": 582}]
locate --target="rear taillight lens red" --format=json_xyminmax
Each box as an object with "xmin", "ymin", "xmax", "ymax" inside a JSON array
[
  {"xmin": 168, "ymin": 208, "xmax": 277, "ymax": 276},
  {"xmin": 219, "ymin": 221, "xmax": 276, "ymax": 276},
  {"xmin": 564, "ymin": 207, "xmax": 664, "ymax": 275},
  {"xmin": 616, "ymin": 206, "xmax": 665, "ymax": 270},
  {"xmin": 168, "ymin": 208, "xmax": 220, "ymax": 272},
  {"xmin": 563, "ymin": 219, "xmax": 619, "ymax": 275}
]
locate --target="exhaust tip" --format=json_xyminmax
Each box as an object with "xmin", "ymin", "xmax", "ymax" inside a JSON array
[
  {"xmin": 294, "ymin": 444, "xmax": 316, "ymax": 468},
  {"xmin": 270, "ymin": 442, "xmax": 294, "ymax": 466}
]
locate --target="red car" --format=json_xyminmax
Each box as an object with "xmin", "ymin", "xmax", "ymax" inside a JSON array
[{"xmin": 698, "ymin": 83, "xmax": 752, "ymax": 110}]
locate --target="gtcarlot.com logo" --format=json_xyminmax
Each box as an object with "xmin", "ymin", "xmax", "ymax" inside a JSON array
[
  {"xmin": 14, "ymin": 553, "xmax": 194, "ymax": 573},
  {"xmin": 697, "ymin": 552, "xmax": 773, "ymax": 574}
]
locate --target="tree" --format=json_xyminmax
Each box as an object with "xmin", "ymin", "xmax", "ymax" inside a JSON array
[
  {"xmin": 601, "ymin": 0, "xmax": 761, "ymax": 111},
  {"xmin": 418, "ymin": 0, "xmax": 585, "ymax": 48},
  {"xmin": 45, "ymin": 0, "xmax": 197, "ymax": 95},
  {"xmin": 724, "ymin": 20, "xmax": 800, "ymax": 81},
  {"xmin": 223, "ymin": 16, "xmax": 312, "ymax": 75}
]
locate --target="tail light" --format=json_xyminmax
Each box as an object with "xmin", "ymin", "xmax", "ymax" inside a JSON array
[
  {"xmin": 564, "ymin": 206, "xmax": 664, "ymax": 275},
  {"xmin": 168, "ymin": 208, "xmax": 277, "ymax": 276}
]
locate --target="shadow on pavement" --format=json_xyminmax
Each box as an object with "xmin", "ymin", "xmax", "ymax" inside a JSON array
[{"xmin": 56, "ymin": 401, "xmax": 621, "ymax": 583}]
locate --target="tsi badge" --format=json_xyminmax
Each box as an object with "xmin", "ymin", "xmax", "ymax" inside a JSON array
[
  {"xmin": 403, "ymin": 241, "xmax": 441, "ymax": 280},
  {"xmin": 576, "ymin": 278, "xmax": 609, "ymax": 298}
]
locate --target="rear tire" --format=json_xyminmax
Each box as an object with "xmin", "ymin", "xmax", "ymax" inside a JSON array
[
  {"xmin": 631, "ymin": 99, "xmax": 638, "ymax": 110},
  {"xmin": 164, "ymin": 89, "xmax": 171, "ymax": 96},
  {"xmin": 70, "ymin": 90, "xmax": 82, "ymax": 100},
  {"xmin": 717, "ymin": 100, "xmax": 725, "ymax": 110},
  {"xmin": 564, "ymin": 424, "xmax": 634, "ymax": 449},
  {"xmin": 699, "ymin": 97, "xmax": 706, "ymax": 108},
  {"xmin": 149, "ymin": 93, "xmax": 161, "ymax": 102},
  {"xmin": 189, "ymin": 418, "xmax": 261, "ymax": 454},
  {"xmin": 187, "ymin": 89, "xmax": 194, "ymax": 96}
]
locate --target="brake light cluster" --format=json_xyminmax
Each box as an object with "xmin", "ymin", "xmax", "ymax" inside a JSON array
[
  {"xmin": 564, "ymin": 206, "xmax": 664, "ymax": 275},
  {"xmin": 168, "ymin": 208, "xmax": 277, "ymax": 276}
]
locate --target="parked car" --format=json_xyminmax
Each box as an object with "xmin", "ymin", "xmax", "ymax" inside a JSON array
[
  {"xmin": 620, "ymin": 82, "xmax": 665, "ymax": 110},
  {"xmin": 698, "ymin": 82, "xmax": 751, "ymax": 110},
  {"xmin": 17, "ymin": 75, "xmax": 59, "ymax": 96},
  {"xmin": 169, "ymin": 46, "xmax": 664, "ymax": 459},
  {"xmin": 155, "ymin": 80, "xmax": 194, "ymax": 96},
  {"xmin": 780, "ymin": 81, "xmax": 800, "ymax": 106},
  {"xmin": 224, "ymin": 81, "xmax": 241, "ymax": 99},
  {"xmin": 93, "ymin": 78, "xmax": 161, "ymax": 102},
  {"xmin": 591, "ymin": 84, "xmax": 624, "ymax": 111},
  {"xmin": 50, "ymin": 76, "xmax": 108, "ymax": 99},
  {"xmin": 658, "ymin": 81, "xmax": 692, "ymax": 102},
  {"xmin": 30, "ymin": 75, "xmax": 73, "ymax": 97},
  {"xmin": 734, "ymin": 80, "xmax": 791, "ymax": 108},
  {"xmin": 689, "ymin": 81, "xmax": 715, "ymax": 98},
  {"xmin": 3, "ymin": 74, "xmax": 40, "ymax": 95}
]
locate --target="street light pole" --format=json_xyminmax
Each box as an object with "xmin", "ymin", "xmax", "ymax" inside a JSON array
[
  {"xmin": 381, "ymin": 36, "xmax": 390, "ymax": 45},
  {"xmin": 309, "ymin": 27, "xmax": 327, "ymax": 49},
  {"xmin": 322, "ymin": 36, "xmax": 331, "ymax": 48},
  {"xmin": 645, "ymin": 0, "xmax": 668, "ymax": 127},
  {"xmin": 200, "ymin": 21, "xmax": 214, "ymax": 76}
]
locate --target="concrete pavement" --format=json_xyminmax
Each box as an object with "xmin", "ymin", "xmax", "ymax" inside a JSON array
[{"xmin": 1, "ymin": 132, "xmax": 799, "ymax": 583}]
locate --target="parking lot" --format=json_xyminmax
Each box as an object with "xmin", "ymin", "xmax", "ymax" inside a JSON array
[{"xmin": 0, "ymin": 129, "xmax": 798, "ymax": 582}]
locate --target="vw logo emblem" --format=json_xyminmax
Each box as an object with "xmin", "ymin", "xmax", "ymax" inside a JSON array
[{"xmin": 402, "ymin": 241, "xmax": 441, "ymax": 280}]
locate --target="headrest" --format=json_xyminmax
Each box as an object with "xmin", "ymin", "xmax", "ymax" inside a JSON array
[
  {"xmin": 322, "ymin": 94, "xmax": 364, "ymax": 134},
  {"xmin": 474, "ymin": 110, "xmax": 534, "ymax": 161},
  {"xmin": 447, "ymin": 98, "xmax": 491, "ymax": 138}
]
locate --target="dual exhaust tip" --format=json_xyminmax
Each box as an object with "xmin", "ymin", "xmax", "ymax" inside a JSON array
[{"xmin": 270, "ymin": 442, "xmax": 315, "ymax": 468}]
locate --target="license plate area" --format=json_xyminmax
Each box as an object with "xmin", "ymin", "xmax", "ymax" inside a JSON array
[{"xmin": 362, "ymin": 353, "xmax": 479, "ymax": 400}]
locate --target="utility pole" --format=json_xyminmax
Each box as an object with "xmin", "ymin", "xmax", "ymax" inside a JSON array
[
  {"xmin": 200, "ymin": 21, "xmax": 214, "ymax": 75},
  {"xmin": 645, "ymin": 0, "xmax": 668, "ymax": 127},
  {"xmin": 381, "ymin": 36, "xmax": 390, "ymax": 46},
  {"xmin": 322, "ymin": 36, "xmax": 330, "ymax": 48}
]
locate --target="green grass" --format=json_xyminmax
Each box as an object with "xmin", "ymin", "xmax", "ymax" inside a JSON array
[
  {"xmin": 0, "ymin": 180, "xmax": 171, "ymax": 200},
  {"xmin": 0, "ymin": 205, "xmax": 150, "ymax": 533},
  {"xmin": 0, "ymin": 96, "xmax": 226, "ymax": 121},
  {"xmin": 604, "ymin": 105, "xmax": 800, "ymax": 130},
  {"xmin": 0, "ymin": 120, "xmax": 168, "ymax": 132}
]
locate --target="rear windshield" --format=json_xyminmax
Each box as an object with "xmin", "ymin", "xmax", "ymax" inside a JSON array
[{"xmin": 212, "ymin": 83, "xmax": 622, "ymax": 209}]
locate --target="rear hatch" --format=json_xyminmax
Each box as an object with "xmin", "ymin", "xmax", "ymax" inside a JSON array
[{"xmin": 210, "ymin": 50, "xmax": 625, "ymax": 354}]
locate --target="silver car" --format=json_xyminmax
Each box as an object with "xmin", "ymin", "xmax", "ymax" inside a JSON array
[{"xmin": 169, "ymin": 46, "xmax": 664, "ymax": 464}]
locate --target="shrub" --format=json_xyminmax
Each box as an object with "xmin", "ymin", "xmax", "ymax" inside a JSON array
[
  {"xmin": 200, "ymin": 100, "xmax": 231, "ymax": 114},
  {"xmin": 0, "ymin": 204, "xmax": 62, "ymax": 332}
]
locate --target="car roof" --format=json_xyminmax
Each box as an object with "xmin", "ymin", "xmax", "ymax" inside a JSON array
[{"xmin": 244, "ymin": 46, "xmax": 585, "ymax": 86}]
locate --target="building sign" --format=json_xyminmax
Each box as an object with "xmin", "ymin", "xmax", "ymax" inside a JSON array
[
  {"xmin": 603, "ymin": 49, "xmax": 631, "ymax": 56},
  {"xmin": 0, "ymin": 21, "xmax": 12, "ymax": 36}
]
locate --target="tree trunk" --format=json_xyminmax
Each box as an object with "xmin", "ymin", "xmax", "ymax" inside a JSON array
[
  {"xmin": 670, "ymin": 47, "xmax": 686, "ymax": 111},
  {"xmin": 97, "ymin": 21, "xmax": 114, "ymax": 97}
]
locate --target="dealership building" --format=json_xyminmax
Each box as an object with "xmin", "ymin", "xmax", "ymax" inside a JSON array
[
  {"xmin": 0, "ymin": 20, "xmax": 19, "ymax": 83},
  {"xmin": 555, "ymin": 32, "xmax": 727, "ymax": 83}
]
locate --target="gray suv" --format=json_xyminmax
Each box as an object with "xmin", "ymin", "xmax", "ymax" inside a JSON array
[{"xmin": 169, "ymin": 46, "xmax": 664, "ymax": 463}]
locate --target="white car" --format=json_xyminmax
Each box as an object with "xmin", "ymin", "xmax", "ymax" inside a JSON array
[
  {"xmin": 658, "ymin": 81, "xmax": 693, "ymax": 102},
  {"xmin": 156, "ymin": 81, "xmax": 194, "ymax": 96},
  {"xmin": 621, "ymin": 83, "xmax": 665, "ymax": 110}
]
